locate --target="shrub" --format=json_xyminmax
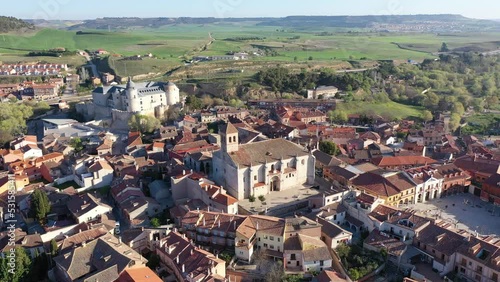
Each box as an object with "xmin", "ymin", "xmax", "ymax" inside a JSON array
[
  {"xmin": 249, "ymin": 195, "xmax": 256, "ymax": 202},
  {"xmin": 258, "ymin": 195, "xmax": 266, "ymax": 202}
]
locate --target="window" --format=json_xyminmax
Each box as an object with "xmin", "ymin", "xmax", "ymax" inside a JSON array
[
  {"xmin": 291, "ymin": 254, "xmax": 296, "ymax": 260},
  {"xmin": 254, "ymin": 175, "xmax": 257, "ymax": 181},
  {"xmin": 270, "ymin": 236, "xmax": 274, "ymax": 241},
  {"xmin": 320, "ymin": 260, "xmax": 324, "ymax": 266},
  {"xmin": 492, "ymin": 272, "xmax": 498, "ymax": 282},
  {"xmin": 277, "ymin": 238, "xmax": 280, "ymax": 242},
  {"xmin": 264, "ymin": 243, "xmax": 268, "ymax": 248},
  {"xmin": 269, "ymin": 245, "xmax": 274, "ymax": 249},
  {"xmin": 477, "ymin": 266, "xmax": 483, "ymax": 273}
]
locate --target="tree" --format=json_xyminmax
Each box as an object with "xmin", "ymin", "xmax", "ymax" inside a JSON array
[
  {"xmin": 0, "ymin": 247, "xmax": 32, "ymax": 282},
  {"xmin": 185, "ymin": 95, "xmax": 203, "ymax": 110},
  {"xmin": 440, "ymin": 42, "xmax": 449, "ymax": 52},
  {"xmin": 422, "ymin": 110, "xmax": 433, "ymax": 122},
  {"xmin": 0, "ymin": 103, "xmax": 33, "ymax": 144},
  {"xmin": 451, "ymin": 102, "xmax": 465, "ymax": 116},
  {"xmin": 30, "ymin": 189, "xmax": 51, "ymax": 224},
  {"xmin": 265, "ymin": 261, "xmax": 285, "ymax": 282},
  {"xmin": 328, "ymin": 110, "xmax": 348, "ymax": 124},
  {"xmin": 128, "ymin": 114, "xmax": 161, "ymax": 134},
  {"xmin": 150, "ymin": 217, "xmax": 161, "ymax": 227},
  {"xmin": 69, "ymin": 137, "xmax": 84, "ymax": 153},
  {"xmin": 319, "ymin": 141, "xmax": 340, "ymax": 156},
  {"xmin": 163, "ymin": 107, "xmax": 181, "ymax": 123},
  {"xmin": 146, "ymin": 253, "xmax": 161, "ymax": 270},
  {"xmin": 449, "ymin": 113, "xmax": 461, "ymax": 132},
  {"xmin": 50, "ymin": 239, "xmax": 58, "ymax": 256}
]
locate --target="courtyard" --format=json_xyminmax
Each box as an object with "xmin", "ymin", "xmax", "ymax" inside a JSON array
[{"xmin": 405, "ymin": 193, "xmax": 500, "ymax": 236}]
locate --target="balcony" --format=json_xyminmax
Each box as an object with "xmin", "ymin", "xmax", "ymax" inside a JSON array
[{"xmin": 236, "ymin": 236, "xmax": 257, "ymax": 248}]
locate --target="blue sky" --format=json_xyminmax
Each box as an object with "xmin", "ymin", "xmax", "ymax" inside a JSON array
[{"xmin": 4, "ymin": 0, "xmax": 500, "ymax": 20}]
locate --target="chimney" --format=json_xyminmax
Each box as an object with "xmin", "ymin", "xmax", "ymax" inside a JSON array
[
  {"xmin": 218, "ymin": 220, "xmax": 220, "ymax": 228},
  {"xmin": 183, "ymin": 170, "xmax": 186, "ymax": 175},
  {"xmin": 256, "ymin": 221, "xmax": 259, "ymax": 230},
  {"xmin": 190, "ymin": 249, "xmax": 193, "ymax": 255},
  {"xmin": 203, "ymin": 218, "xmax": 206, "ymax": 226},
  {"xmin": 234, "ymin": 221, "xmax": 236, "ymax": 230},
  {"xmin": 182, "ymin": 264, "xmax": 185, "ymax": 273},
  {"xmin": 176, "ymin": 256, "xmax": 179, "ymax": 264},
  {"xmin": 118, "ymin": 236, "xmax": 122, "ymax": 243}
]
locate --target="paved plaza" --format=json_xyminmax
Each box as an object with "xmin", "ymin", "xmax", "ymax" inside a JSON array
[{"xmin": 406, "ymin": 193, "xmax": 500, "ymax": 236}]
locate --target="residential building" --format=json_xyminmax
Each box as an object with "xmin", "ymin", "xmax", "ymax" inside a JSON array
[
  {"xmin": 369, "ymin": 205, "xmax": 430, "ymax": 241},
  {"xmin": 317, "ymin": 217, "xmax": 352, "ymax": 249},
  {"xmin": 115, "ymin": 267, "xmax": 162, "ymax": 282},
  {"xmin": 171, "ymin": 171, "xmax": 239, "ymax": 214},
  {"xmin": 10, "ymin": 135, "xmax": 37, "ymax": 150},
  {"xmin": 53, "ymin": 233, "xmax": 146, "ymax": 282},
  {"xmin": 73, "ymin": 157, "xmax": 114, "ymax": 191},
  {"xmin": 284, "ymin": 233, "xmax": 333, "ymax": 272},
  {"xmin": 454, "ymin": 154, "xmax": 500, "ymax": 186},
  {"xmin": 180, "ymin": 211, "xmax": 246, "ymax": 248},
  {"xmin": 352, "ymin": 171, "xmax": 416, "ymax": 206},
  {"xmin": 120, "ymin": 197, "xmax": 162, "ymax": 227},
  {"xmin": 66, "ymin": 193, "xmax": 112, "ymax": 223},
  {"xmin": 156, "ymin": 231, "xmax": 226, "ymax": 281},
  {"xmin": 413, "ymin": 223, "xmax": 467, "ymax": 276},
  {"xmin": 482, "ymin": 174, "xmax": 500, "ymax": 205},
  {"xmin": 434, "ymin": 163, "xmax": 470, "ymax": 196},
  {"xmin": 372, "ymin": 156, "xmax": 438, "ymax": 170}
]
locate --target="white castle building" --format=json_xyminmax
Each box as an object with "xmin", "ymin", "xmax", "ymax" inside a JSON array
[
  {"xmin": 90, "ymin": 78, "xmax": 180, "ymax": 118},
  {"xmin": 212, "ymin": 122, "xmax": 316, "ymax": 200}
]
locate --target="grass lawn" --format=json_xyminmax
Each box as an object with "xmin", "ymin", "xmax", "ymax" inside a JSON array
[
  {"xmin": 338, "ymin": 100, "xmax": 424, "ymax": 120},
  {"xmin": 463, "ymin": 113, "xmax": 500, "ymax": 135}
]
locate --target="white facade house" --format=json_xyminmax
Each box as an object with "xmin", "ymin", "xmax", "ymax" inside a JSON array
[
  {"xmin": 212, "ymin": 122, "xmax": 315, "ymax": 200},
  {"xmin": 73, "ymin": 157, "xmax": 114, "ymax": 192},
  {"xmin": 20, "ymin": 144, "xmax": 43, "ymax": 160},
  {"xmin": 66, "ymin": 193, "xmax": 113, "ymax": 223},
  {"xmin": 404, "ymin": 167, "xmax": 444, "ymax": 204}
]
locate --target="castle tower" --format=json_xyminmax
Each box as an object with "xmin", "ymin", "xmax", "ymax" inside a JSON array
[
  {"xmin": 166, "ymin": 81, "xmax": 180, "ymax": 106},
  {"xmin": 220, "ymin": 122, "xmax": 239, "ymax": 153},
  {"xmin": 126, "ymin": 77, "xmax": 141, "ymax": 113}
]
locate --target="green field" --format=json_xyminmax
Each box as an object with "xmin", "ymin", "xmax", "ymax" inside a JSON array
[
  {"xmin": 1, "ymin": 25, "xmax": 499, "ymax": 77},
  {"xmin": 338, "ymin": 100, "xmax": 425, "ymax": 120}
]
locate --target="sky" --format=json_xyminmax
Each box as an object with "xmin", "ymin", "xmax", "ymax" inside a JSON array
[{"xmin": 3, "ymin": 0, "xmax": 500, "ymax": 20}]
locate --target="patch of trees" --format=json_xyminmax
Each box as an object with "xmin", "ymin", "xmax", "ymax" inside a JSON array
[
  {"xmin": 383, "ymin": 53, "xmax": 500, "ymax": 119},
  {"xmin": 128, "ymin": 114, "xmax": 161, "ymax": 134},
  {"xmin": 224, "ymin": 36, "xmax": 266, "ymax": 41},
  {"xmin": 28, "ymin": 50, "xmax": 77, "ymax": 57},
  {"xmin": 30, "ymin": 189, "xmax": 51, "ymax": 224},
  {"xmin": 0, "ymin": 16, "xmax": 34, "ymax": 33},
  {"xmin": 319, "ymin": 141, "xmax": 340, "ymax": 156},
  {"xmin": 0, "ymin": 103, "xmax": 34, "ymax": 145},
  {"xmin": 254, "ymin": 67, "xmax": 375, "ymax": 93},
  {"xmin": 336, "ymin": 244, "xmax": 385, "ymax": 281}
]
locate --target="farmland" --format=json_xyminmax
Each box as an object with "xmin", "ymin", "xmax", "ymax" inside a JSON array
[{"xmin": 1, "ymin": 24, "xmax": 499, "ymax": 72}]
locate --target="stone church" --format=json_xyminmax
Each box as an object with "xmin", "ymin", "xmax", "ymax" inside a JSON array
[{"xmin": 212, "ymin": 122, "xmax": 316, "ymax": 200}]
